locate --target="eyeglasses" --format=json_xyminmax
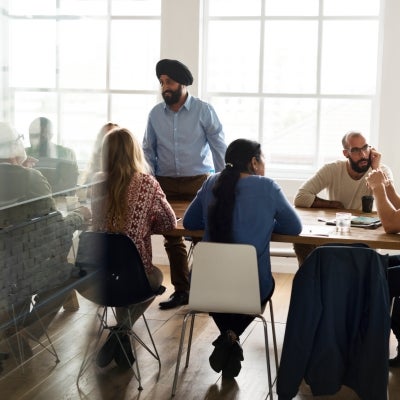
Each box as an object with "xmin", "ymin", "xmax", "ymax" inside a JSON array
[{"xmin": 347, "ymin": 144, "xmax": 371, "ymax": 155}]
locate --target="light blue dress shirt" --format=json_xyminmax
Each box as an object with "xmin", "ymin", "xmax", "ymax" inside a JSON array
[{"xmin": 143, "ymin": 94, "xmax": 227, "ymax": 177}]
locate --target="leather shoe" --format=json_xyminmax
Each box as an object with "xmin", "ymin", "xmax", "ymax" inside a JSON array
[
  {"xmin": 96, "ymin": 329, "xmax": 118, "ymax": 367},
  {"xmin": 159, "ymin": 291, "xmax": 189, "ymax": 309},
  {"xmin": 209, "ymin": 334, "xmax": 231, "ymax": 373},
  {"xmin": 114, "ymin": 333, "xmax": 135, "ymax": 369},
  {"xmin": 222, "ymin": 341, "xmax": 243, "ymax": 379}
]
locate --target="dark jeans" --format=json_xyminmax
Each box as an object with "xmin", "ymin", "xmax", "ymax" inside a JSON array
[
  {"xmin": 156, "ymin": 174, "xmax": 208, "ymax": 293},
  {"xmin": 388, "ymin": 255, "xmax": 400, "ymax": 343},
  {"xmin": 210, "ymin": 279, "xmax": 275, "ymax": 338}
]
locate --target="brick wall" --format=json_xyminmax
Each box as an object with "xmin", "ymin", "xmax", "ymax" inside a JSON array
[{"xmin": 0, "ymin": 211, "xmax": 77, "ymax": 320}]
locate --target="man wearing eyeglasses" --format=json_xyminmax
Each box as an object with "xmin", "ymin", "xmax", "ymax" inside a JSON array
[
  {"xmin": 294, "ymin": 131, "xmax": 393, "ymax": 210},
  {"xmin": 294, "ymin": 131, "xmax": 397, "ymax": 369},
  {"xmin": 293, "ymin": 131, "xmax": 393, "ymax": 265}
]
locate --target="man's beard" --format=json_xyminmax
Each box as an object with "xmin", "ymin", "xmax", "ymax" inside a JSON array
[
  {"xmin": 349, "ymin": 156, "xmax": 371, "ymax": 173},
  {"xmin": 162, "ymin": 85, "xmax": 183, "ymax": 105}
]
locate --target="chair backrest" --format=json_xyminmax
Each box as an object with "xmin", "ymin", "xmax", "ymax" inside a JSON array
[
  {"xmin": 277, "ymin": 245, "xmax": 390, "ymax": 400},
  {"xmin": 35, "ymin": 157, "xmax": 79, "ymax": 194},
  {"xmin": 75, "ymin": 231, "xmax": 154, "ymax": 307},
  {"xmin": 387, "ymin": 265, "xmax": 400, "ymax": 297},
  {"xmin": 189, "ymin": 242, "xmax": 262, "ymax": 314}
]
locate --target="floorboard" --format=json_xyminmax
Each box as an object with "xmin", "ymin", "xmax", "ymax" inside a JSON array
[{"xmin": 0, "ymin": 265, "xmax": 398, "ymax": 400}]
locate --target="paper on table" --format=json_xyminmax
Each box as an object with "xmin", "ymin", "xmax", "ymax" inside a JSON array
[{"xmin": 301, "ymin": 225, "xmax": 336, "ymax": 237}]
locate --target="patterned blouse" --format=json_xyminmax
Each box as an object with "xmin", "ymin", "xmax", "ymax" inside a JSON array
[{"xmin": 91, "ymin": 172, "xmax": 176, "ymax": 274}]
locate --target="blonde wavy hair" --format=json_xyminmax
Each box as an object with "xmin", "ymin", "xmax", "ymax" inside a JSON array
[{"xmin": 100, "ymin": 127, "xmax": 150, "ymax": 230}]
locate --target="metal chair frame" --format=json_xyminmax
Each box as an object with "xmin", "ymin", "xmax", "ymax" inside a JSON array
[
  {"xmin": 75, "ymin": 231, "xmax": 162, "ymax": 391},
  {"xmin": 171, "ymin": 242, "xmax": 279, "ymax": 399}
]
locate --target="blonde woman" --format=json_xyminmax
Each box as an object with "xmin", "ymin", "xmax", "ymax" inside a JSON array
[
  {"xmin": 84, "ymin": 122, "xmax": 119, "ymax": 184},
  {"xmin": 91, "ymin": 127, "xmax": 176, "ymax": 368}
]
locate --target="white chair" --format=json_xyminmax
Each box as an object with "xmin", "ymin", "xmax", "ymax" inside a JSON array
[{"xmin": 171, "ymin": 242, "xmax": 279, "ymax": 398}]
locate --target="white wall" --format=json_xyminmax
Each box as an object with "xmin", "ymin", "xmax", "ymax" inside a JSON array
[{"xmin": 160, "ymin": 0, "xmax": 201, "ymax": 97}]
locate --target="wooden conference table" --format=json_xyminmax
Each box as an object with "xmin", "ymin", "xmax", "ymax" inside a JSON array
[{"xmin": 170, "ymin": 201, "xmax": 400, "ymax": 251}]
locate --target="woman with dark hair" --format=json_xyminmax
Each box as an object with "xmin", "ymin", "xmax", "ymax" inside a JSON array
[
  {"xmin": 183, "ymin": 138, "xmax": 302, "ymax": 378},
  {"xmin": 91, "ymin": 127, "xmax": 176, "ymax": 368}
]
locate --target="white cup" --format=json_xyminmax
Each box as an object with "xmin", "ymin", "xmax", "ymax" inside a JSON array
[
  {"xmin": 65, "ymin": 195, "xmax": 79, "ymax": 211},
  {"xmin": 336, "ymin": 212, "xmax": 352, "ymax": 234}
]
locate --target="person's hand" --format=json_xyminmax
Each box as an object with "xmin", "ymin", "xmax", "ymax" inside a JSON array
[
  {"xmin": 328, "ymin": 200, "xmax": 345, "ymax": 209},
  {"xmin": 22, "ymin": 156, "xmax": 38, "ymax": 168},
  {"xmin": 366, "ymin": 169, "xmax": 386, "ymax": 190},
  {"xmin": 369, "ymin": 147, "xmax": 381, "ymax": 170}
]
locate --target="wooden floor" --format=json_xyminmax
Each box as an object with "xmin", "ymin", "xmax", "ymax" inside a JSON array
[{"xmin": 0, "ymin": 265, "xmax": 399, "ymax": 400}]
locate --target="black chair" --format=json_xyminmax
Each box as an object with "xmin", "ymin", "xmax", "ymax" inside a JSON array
[
  {"xmin": 75, "ymin": 231, "xmax": 164, "ymax": 390},
  {"xmin": 387, "ymin": 264, "xmax": 400, "ymax": 366},
  {"xmin": 34, "ymin": 157, "xmax": 79, "ymax": 195},
  {"xmin": 277, "ymin": 245, "xmax": 391, "ymax": 400},
  {"xmin": 387, "ymin": 265, "xmax": 400, "ymax": 316}
]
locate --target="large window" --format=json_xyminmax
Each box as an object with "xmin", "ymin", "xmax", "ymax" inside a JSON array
[
  {"xmin": 4, "ymin": 0, "xmax": 161, "ymax": 167},
  {"xmin": 1, "ymin": 0, "xmax": 385, "ymax": 179},
  {"xmin": 203, "ymin": 0, "xmax": 381, "ymax": 178}
]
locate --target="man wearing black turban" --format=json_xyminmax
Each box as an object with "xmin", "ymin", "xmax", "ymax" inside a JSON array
[
  {"xmin": 156, "ymin": 59, "xmax": 193, "ymax": 86},
  {"xmin": 143, "ymin": 59, "xmax": 227, "ymax": 309}
]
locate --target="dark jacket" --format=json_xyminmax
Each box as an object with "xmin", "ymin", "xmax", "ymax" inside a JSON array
[{"xmin": 277, "ymin": 245, "xmax": 390, "ymax": 400}]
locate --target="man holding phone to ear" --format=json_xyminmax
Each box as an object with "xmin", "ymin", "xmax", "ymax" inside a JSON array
[
  {"xmin": 293, "ymin": 131, "xmax": 393, "ymax": 264},
  {"xmin": 294, "ymin": 131, "xmax": 393, "ymax": 210}
]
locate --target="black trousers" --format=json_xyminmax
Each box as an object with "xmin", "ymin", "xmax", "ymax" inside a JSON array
[
  {"xmin": 156, "ymin": 174, "xmax": 208, "ymax": 293},
  {"xmin": 210, "ymin": 279, "xmax": 275, "ymax": 338}
]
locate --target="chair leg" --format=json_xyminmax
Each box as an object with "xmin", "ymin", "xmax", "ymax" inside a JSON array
[
  {"xmin": 9, "ymin": 301, "xmax": 60, "ymax": 367},
  {"xmin": 259, "ymin": 314, "xmax": 274, "ymax": 400},
  {"xmin": 172, "ymin": 311, "xmax": 193, "ymax": 397},
  {"xmin": 390, "ymin": 297, "xmax": 396, "ymax": 317},
  {"xmin": 76, "ymin": 306, "xmax": 107, "ymax": 384},
  {"xmin": 268, "ymin": 299, "xmax": 279, "ymax": 371},
  {"xmin": 185, "ymin": 313, "xmax": 196, "ymax": 368},
  {"xmin": 185, "ymin": 238, "xmax": 195, "ymax": 268},
  {"xmin": 115, "ymin": 328, "xmax": 142, "ymax": 390},
  {"xmin": 141, "ymin": 314, "xmax": 161, "ymax": 376},
  {"xmin": 114, "ymin": 310, "xmax": 162, "ymax": 390},
  {"xmin": 76, "ymin": 306, "xmax": 144, "ymax": 389}
]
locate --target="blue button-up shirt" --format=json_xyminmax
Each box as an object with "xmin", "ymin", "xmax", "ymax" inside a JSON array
[{"xmin": 143, "ymin": 94, "xmax": 226, "ymax": 177}]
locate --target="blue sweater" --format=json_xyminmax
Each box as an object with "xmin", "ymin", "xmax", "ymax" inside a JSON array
[{"xmin": 183, "ymin": 173, "xmax": 302, "ymax": 299}]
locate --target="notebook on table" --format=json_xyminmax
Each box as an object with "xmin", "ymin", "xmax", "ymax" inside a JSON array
[{"xmin": 323, "ymin": 216, "xmax": 382, "ymax": 229}]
